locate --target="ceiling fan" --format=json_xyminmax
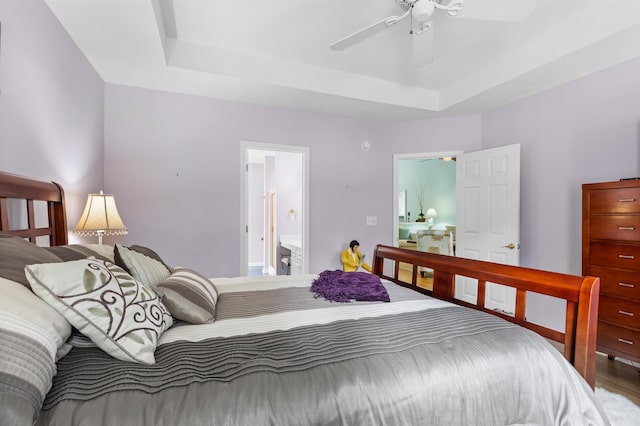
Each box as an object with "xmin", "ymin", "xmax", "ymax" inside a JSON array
[{"xmin": 329, "ymin": 0, "xmax": 536, "ymax": 64}]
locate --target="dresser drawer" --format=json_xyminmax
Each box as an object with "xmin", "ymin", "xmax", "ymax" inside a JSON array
[
  {"xmin": 590, "ymin": 242, "xmax": 640, "ymax": 270},
  {"xmin": 589, "ymin": 215, "xmax": 640, "ymax": 241},
  {"xmin": 589, "ymin": 187, "xmax": 640, "ymax": 214},
  {"xmin": 597, "ymin": 322, "xmax": 640, "ymax": 357},
  {"xmin": 587, "ymin": 266, "xmax": 640, "ymax": 300},
  {"xmin": 599, "ymin": 296, "xmax": 640, "ymax": 329}
]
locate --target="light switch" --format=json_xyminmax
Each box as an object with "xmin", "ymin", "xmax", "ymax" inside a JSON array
[{"xmin": 366, "ymin": 216, "xmax": 377, "ymax": 226}]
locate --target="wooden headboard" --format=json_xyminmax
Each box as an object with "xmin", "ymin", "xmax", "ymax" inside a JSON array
[
  {"xmin": 371, "ymin": 244, "xmax": 600, "ymax": 389},
  {"xmin": 0, "ymin": 170, "xmax": 68, "ymax": 246}
]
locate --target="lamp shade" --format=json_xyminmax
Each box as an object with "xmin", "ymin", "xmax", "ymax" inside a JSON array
[
  {"xmin": 74, "ymin": 191, "xmax": 128, "ymax": 243},
  {"xmin": 426, "ymin": 208, "xmax": 438, "ymax": 218}
]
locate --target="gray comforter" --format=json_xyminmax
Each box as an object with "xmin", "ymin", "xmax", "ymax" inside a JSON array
[{"xmin": 36, "ymin": 277, "xmax": 608, "ymax": 425}]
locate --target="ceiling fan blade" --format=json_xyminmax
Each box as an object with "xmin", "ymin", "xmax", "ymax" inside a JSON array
[
  {"xmin": 330, "ymin": 9, "xmax": 411, "ymax": 51},
  {"xmin": 456, "ymin": 0, "xmax": 536, "ymax": 22}
]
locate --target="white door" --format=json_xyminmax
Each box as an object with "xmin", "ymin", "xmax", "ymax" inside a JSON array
[{"xmin": 455, "ymin": 144, "xmax": 520, "ymax": 314}]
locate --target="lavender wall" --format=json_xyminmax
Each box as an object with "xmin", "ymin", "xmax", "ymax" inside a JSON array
[
  {"xmin": 104, "ymin": 55, "xmax": 639, "ymax": 308},
  {"xmin": 482, "ymin": 56, "xmax": 640, "ymax": 275},
  {"xmin": 0, "ymin": 0, "xmax": 105, "ymax": 230},
  {"xmin": 104, "ymin": 84, "xmax": 481, "ymax": 276},
  {"xmin": 482, "ymin": 58, "xmax": 640, "ymax": 330},
  {"xmin": 274, "ymin": 151, "xmax": 303, "ymax": 238}
]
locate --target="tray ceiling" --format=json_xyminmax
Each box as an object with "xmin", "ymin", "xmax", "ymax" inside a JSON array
[{"xmin": 44, "ymin": 0, "xmax": 640, "ymax": 120}]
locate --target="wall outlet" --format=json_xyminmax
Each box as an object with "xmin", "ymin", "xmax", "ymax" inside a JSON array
[{"xmin": 366, "ymin": 216, "xmax": 377, "ymax": 226}]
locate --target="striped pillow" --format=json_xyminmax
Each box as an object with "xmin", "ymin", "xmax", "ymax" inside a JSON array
[
  {"xmin": 0, "ymin": 277, "xmax": 72, "ymax": 425},
  {"xmin": 115, "ymin": 244, "xmax": 171, "ymax": 287},
  {"xmin": 153, "ymin": 268, "xmax": 219, "ymax": 324},
  {"xmin": 0, "ymin": 318, "xmax": 57, "ymax": 424}
]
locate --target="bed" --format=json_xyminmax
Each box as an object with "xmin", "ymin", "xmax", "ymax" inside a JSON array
[{"xmin": 0, "ymin": 170, "xmax": 608, "ymax": 425}]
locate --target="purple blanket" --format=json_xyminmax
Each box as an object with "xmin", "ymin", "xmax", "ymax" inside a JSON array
[{"xmin": 310, "ymin": 270, "xmax": 390, "ymax": 303}]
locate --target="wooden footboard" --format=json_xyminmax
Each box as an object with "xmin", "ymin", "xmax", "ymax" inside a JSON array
[{"xmin": 371, "ymin": 244, "xmax": 600, "ymax": 389}]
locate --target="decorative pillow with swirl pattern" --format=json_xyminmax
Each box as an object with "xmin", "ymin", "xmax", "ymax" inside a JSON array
[{"xmin": 25, "ymin": 258, "xmax": 173, "ymax": 364}]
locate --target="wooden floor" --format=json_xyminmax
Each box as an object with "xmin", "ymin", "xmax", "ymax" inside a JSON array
[
  {"xmin": 396, "ymin": 268, "xmax": 640, "ymax": 404},
  {"xmin": 596, "ymin": 354, "xmax": 640, "ymax": 405},
  {"xmin": 397, "ymin": 266, "xmax": 433, "ymax": 290}
]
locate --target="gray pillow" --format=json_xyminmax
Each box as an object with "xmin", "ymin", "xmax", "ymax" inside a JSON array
[
  {"xmin": 114, "ymin": 244, "xmax": 171, "ymax": 274},
  {"xmin": 0, "ymin": 233, "xmax": 62, "ymax": 287},
  {"xmin": 43, "ymin": 244, "xmax": 114, "ymax": 263},
  {"xmin": 114, "ymin": 244, "xmax": 172, "ymax": 287},
  {"xmin": 154, "ymin": 268, "xmax": 219, "ymax": 324}
]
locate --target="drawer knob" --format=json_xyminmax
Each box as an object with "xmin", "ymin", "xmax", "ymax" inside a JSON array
[
  {"xmin": 618, "ymin": 310, "xmax": 635, "ymax": 317},
  {"xmin": 618, "ymin": 338, "xmax": 634, "ymax": 345},
  {"xmin": 618, "ymin": 254, "xmax": 635, "ymax": 259},
  {"xmin": 619, "ymin": 282, "xmax": 636, "ymax": 288},
  {"xmin": 619, "ymin": 198, "xmax": 637, "ymax": 203},
  {"xmin": 618, "ymin": 226, "xmax": 636, "ymax": 231}
]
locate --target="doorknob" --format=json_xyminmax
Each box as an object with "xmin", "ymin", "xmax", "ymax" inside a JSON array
[{"xmin": 502, "ymin": 243, "xmax": 519, "ymax": 250}]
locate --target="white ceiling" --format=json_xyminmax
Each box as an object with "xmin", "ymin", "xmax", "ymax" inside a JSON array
[{"xmin": 45, "ymin": 0, "xmax": 640, "ymax": 121}]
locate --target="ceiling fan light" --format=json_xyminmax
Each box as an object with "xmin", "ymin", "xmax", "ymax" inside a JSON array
[
  {"xmin": 413, "ymin": 21, "xmax": 432, "ymax": 36},
  {"xmin": 413, "ymin": 0, "xmax": 436, "ymax": 22}
]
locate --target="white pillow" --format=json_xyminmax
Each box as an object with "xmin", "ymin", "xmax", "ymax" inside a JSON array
[{"xmin": 25, "ymin": 258, "xmax": 173, "ymax": 364}]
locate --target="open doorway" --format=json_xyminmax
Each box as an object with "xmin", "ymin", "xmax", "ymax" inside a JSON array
[
  {"xmin": 392, "ymin": 151, "xmax": 461, "ymax": 247},
  {"xmin": 240, "ymin": 141, "xmax": 309, "ymax": 277},
  {"xmin": 392, "ymin": 151, "xmax": 460, "ymax": 289}
]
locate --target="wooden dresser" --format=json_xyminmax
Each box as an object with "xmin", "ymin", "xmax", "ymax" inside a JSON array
[{"xmin": 582, "ymin": 180, "xmax": 640, "ymax": 362}]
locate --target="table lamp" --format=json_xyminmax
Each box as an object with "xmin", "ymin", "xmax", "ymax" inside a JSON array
[
  {"xmin": 426, "ymin": 208, "xmax": 437, "ymax": 229},
  {"xmin": 74, "ymin": 191, "xmax": 128, "ymax": 244}
]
